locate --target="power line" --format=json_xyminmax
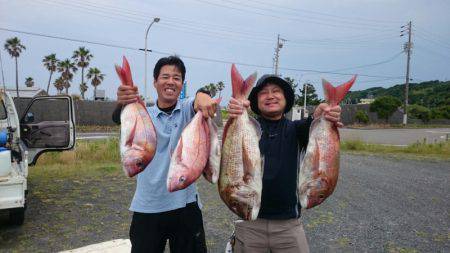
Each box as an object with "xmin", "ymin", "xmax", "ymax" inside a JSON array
[
  {"xmin": 31, "ymin": 0, "xmax": 401, "ymax": 47},
  {"xmin": 0, "ymin": 27, "xmax": 405, "ymax": 79},
  {"xmin": 192, "ymin": 0, "xmax": 398, "ymax": 32},
  {"xmin": 219, "ymin": 0, "xmax": 400, "ymax": 28},
  {"xmin": 329, "ymin": 51, "xmax": 403, "ymax": 72},
  {"xmin": 242, "ymin": 0, "xmax": 403, "ymax": 24}
]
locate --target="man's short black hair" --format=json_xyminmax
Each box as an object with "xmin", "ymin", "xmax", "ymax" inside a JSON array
[{"xmin": 153, "ymin": 55, "xmax": 186, "ymax": 81}]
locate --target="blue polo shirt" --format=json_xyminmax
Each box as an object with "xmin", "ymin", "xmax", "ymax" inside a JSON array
[{"xmin": 130, "ymin": 97, "xmax": 201, "ymax": 213}]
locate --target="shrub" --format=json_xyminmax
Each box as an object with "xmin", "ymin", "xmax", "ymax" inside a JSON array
[
  {"xmin": 355, "ymin": 110, "xmax": 369, "ymax": 124},
  {"xmin": 408, "ymin": 104, "xmax": 431, "ymax": 123}
]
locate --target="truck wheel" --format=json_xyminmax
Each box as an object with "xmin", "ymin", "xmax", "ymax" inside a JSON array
[{"xmin": 9, "ymin": 207, "xmax": 25, "ymax": 226}]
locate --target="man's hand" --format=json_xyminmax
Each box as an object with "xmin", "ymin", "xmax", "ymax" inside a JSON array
[
  {"xmin": 194, "ymin": 92, "xmax": 217, "ymax": 118},
  {"xmin": 117, "ymin": 85, "xmax": 138, "ymax": 105},
  {"xmin": 313, "ymin": 103, "xmax": 343, "ymax": 127},
  {"xmin": 227, "ymin": 98, "xmax": 250, "ymax": 119}
]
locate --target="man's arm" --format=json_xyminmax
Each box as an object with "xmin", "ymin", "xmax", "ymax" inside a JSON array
[
  {"xmin": 112, "ymin": 104, "xmax": 123, "ymax": 125},
  {"xmin": 194, "ymin": 89, "xmax": 217, "ymax": 118},
  {"xmin": 296, "ymin": 116, "xmax": 313, "ymax": 151}
]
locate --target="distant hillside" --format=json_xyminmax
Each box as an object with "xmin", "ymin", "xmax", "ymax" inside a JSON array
[{"xmin": 346, "ymin": 80, "xmax": 449, "ymax": 108}]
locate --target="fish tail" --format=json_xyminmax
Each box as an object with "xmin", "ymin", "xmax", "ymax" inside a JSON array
[
  {"xmin": 231, "ymin": 64, "xmax": 257, "ymax": 99},
  {"xmin": 122, "ymin": 56, "xmax": 134, "ymax": 86},
  {"xmin": 115, "ymin": 64, "xmax": 126, "ymax": 85},
  {"xmin": 322, "ymin": 75, "xmax": 357, "ymax": 106}
]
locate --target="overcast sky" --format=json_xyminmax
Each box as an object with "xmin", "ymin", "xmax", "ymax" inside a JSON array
[{"xmin": 1, "ymin": 0, "xmax": 449, "ymax": 103}]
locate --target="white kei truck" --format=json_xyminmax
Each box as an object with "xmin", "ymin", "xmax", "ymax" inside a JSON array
[{"xmin": 0, "ymin": 90, "xmax": 75, "ymax": 225}]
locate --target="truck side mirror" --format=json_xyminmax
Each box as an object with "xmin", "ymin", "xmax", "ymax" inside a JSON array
[{"xmin": 24, "ymin": 112, "xmax": 34, "ymax": 123}]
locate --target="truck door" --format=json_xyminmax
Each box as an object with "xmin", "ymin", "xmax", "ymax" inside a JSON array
[{"xmin": 19, "ymin": 95, "xmax": 76, "ymax": 165}]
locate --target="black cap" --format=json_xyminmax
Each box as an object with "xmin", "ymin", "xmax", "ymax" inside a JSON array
[{"xmin": 248, "ymin": 74, "xmax": 295, "ymax": 115}]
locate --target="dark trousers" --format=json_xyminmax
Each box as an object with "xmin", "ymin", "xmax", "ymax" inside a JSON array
[{"xmin": 129, "ymin": 202, "xmax": 207, "ymax": 253}]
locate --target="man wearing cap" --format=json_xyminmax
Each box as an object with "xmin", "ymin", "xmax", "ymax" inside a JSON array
[{"xmin": 227, "ymin": 74, "xmax": 342, "ymax": 253}]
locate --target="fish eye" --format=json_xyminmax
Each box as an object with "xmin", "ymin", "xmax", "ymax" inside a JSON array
[{"xmin": 179, "ymin": 176, "xmax": 185, "ymax": 183}]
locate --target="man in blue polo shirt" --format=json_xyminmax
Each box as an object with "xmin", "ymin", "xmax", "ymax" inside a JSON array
[{"xmin": 113, "ymin": 56, "xmax": 217, "ymax": 253}]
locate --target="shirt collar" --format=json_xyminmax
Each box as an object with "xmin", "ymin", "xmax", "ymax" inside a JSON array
[{"xmin": 151, "ymin": 100, "xmax": 181, "ymax": 117}]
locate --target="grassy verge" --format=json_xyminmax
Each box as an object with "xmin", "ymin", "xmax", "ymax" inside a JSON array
[
  {"xmin": 346, "ymin": 123, "xmax": 450, "ymax": 129},
  {"xmin": 76, "ymin": 125, "xmax": 120, "ymax": 133},
  {"xmin": 341, "ymin": 140, "xmax": 450, "ymax": 160},
  {"xmin": 33, "ymin": 139, "xmax": 121, "ymax": 178}
]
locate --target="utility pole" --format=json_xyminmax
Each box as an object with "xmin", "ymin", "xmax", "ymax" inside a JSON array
[
  {"xmin": 401, "ymin": 21, "xmax": 412, "ymax": 126},
  {"xmin": 303, "ymin": 82, "xmax": 308, "ymax": 118},
  {"xmin": 273, "ymin": 34, "xmax": 286, "ymax": 75}
]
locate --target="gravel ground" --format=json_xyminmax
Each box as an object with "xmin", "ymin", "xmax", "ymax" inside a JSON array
[{"xmin": 0, "ymin": 154, "xmax": 448, "ymax": 253}]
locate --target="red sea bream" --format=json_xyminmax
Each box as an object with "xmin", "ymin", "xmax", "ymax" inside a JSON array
[
  {"xmin": 115, "ymin": 56, "xmax": 157, "ymax": 177},
  {"xmin": 218, "ymin": 64, "xmax": 262, "ymax": 221},
  {"xmin": 298, "ymin": 76, "xmax": 356, "ymax": 209}
]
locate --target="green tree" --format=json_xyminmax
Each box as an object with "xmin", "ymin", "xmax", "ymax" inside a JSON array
[
  {"xmin": 4, "ymin": 37, "xmax": 26, "ymax": 98},
  {"xmin": 408, "ymin": 104, "xmax": 431, "ymax": 123},
  {"xmin": 284, "ymin": 77, "xmax": 298, "ymax": 91},
  {"xmin": 72, "ymin": 47, "xmax": 93, "ymax": 99},
  {"xmin": 57, "ymin": 58, "xmax": 77, "ymax": 94},
  {"xmin": 216, "ymin": 81, "xmax": 225, "ymax": 97},
  {"xmin": 24, "ymin": 77, "xmax": 34, "ymax": 87},
  {"xmin": 53, "ymin": 77, "xmax": 64, "ymax": 94},
  {"xmin": 203, "ymin": 83, "xmax": 217, "ymax": 97},
  {"xmin": 299, "ymin": 82, "xmax": 321, "ymax": 106},
  {"xmin": 86, "ymin": 67, "xmax": 105, "ymax": 99},
  {"xmin": 355, "ymin": 110, "xmax": 369, "ymax": 124},
  {"xmin": 43, "ymin": 54, "xmax": 59, "ymax": 94},
  {"xmin": 370, "ymin": 96, "xmax": 401, "ymax": 122}
]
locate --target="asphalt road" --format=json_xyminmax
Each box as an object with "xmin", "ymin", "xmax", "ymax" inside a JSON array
[{"xmin": 0, "ymin": 153, "xmax": 448, "ymax": 252}]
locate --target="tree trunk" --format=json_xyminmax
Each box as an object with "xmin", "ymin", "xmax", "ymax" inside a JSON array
[
  {"xmin": 15, "ymin": 57, "xmax": 19, "ymax": 99},
  {"xmin": 94, "ymin": 86, "xmax": 97, "ymax": 100},
  {"xmin": 47, "ymin": 71, "xmax": 53, "ymax": 94},
  {"xmin": 81, "ymin": 67, "xmax": 85, "ymax": 100}
]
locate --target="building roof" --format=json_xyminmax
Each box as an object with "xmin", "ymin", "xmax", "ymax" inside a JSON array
[{"xmin": 5, "ymin": 86, "xmax": 48, "ymax": 98}]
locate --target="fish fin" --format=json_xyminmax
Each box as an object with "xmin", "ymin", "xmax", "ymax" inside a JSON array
[
  {"xmin": 322, "ymin": 75, "xmax": 357, "ymax": 106},
  {"xmin": 175, "ymin": 137, "xmax": 183, "ymax": 162},
  {"xmin": 125, "ymin": 119, "xmax": 138, "ymax": 146},
  {"xmin": 231, "ymin": 64, "xmax": 244, "ymax": 99},
  {"xmin": 242, "ymin": 72, "xmax": 257, "ymax": 98},
  {"xmin": 312, "ymin": 139, "xmax": 320, "ymax": 171},
  {"xmin": 115, "ymin": 64, "xmax": 127, "ymax": 85},
  {"xmin": 122, "ymin": 56, "xmax": 134, "ymax": 86}
]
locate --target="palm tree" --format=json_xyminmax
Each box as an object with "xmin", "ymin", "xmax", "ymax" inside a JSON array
[
  {"xmin": 4, "ymin": 37, "xmax": 26, "ymax": 98},
  {"xmin": 57, "ymin": 58, "xmax": 77, "ymax": 94},
  {"xmin": 72, "ymin": 47, "xmax": 93, "ymax": 99},
  {"xmin": 79, "ymin": 82, "xmax": 88, "ymax": 97},
  {"xmin": 86, "ymin": 67, "xmax": 105, "ymax": 99},
  {"xmin": 43, "ymin": 54, "xmax": 59, "ymax": 94},
  {"xmin": 216, "ymin": 81, "xmax": 225, "ymax": 97},
  {"xmin": 53, "ymin": 77, "xmax": 64, "ymax": 94},
  {"xmin": 25, "ymin": 77, "xmax": 34, "ymax": 87}
]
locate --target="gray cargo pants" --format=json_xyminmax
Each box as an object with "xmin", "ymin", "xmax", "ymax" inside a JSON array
[{"xmin": 234, "ymin": 218, "xmax": 309, "ymax": 253}]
